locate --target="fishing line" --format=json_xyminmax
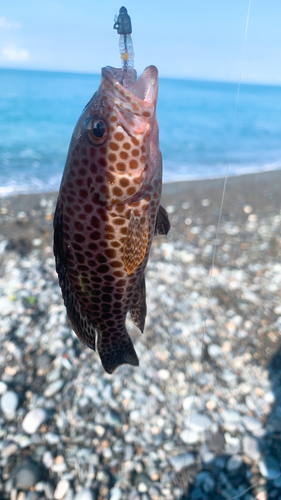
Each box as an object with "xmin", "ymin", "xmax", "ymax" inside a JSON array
[{"xmin": 183, "ymin": 0, "xmax": 254, "ymax": 497}]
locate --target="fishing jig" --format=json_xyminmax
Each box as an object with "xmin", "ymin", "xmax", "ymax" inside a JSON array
[{"xmin": 113, "ymin": 6, "xmax": 134, "ymax": 90}]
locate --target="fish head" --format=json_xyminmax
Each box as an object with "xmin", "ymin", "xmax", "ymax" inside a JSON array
[{"xmin": 62, "ymin": 65, "xmax": 160, "ymax": 206}]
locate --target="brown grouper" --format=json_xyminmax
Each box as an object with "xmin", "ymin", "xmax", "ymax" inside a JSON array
[{"xmin": 53, "ymin": 65, "xmax": 170, "ymax": 374}]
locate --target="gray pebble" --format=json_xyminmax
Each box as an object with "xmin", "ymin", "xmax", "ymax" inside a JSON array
[
  {"xmin": 243, "ymin": 435, "xmax": 261, "ymax": 460},
  {"xmin": 45, "ymin": 432, "xmax": 60, "ymax": 444},
  {"xmin": 47, "ymin": 368, "xmax": 61, "ymax": 382},
  {"xmin": 242, "ymin": 415, "xmax": 262, "ymax": 432},
  {"xmin": 169, "ymin": 452, "xmax": 195, "ymax": 471},
  {"xmin": 208, "ymin": 432, "xmax": 225, "ymax": 452},
  {"xmin": 273, "ymin": 475, "xmax": 281, "ymax": 488},
  {"xmin": 42, "ymin": 450, "xmax": 54, "ymax": 469},
  {"xmin": 208, "ymin": 344, "xmax": 222, "ymax": 358},
  {"xmin": 1, "ymin": 442, "xmax": 18, "ymax": 458},
  {"xmin": 221, "ymin": 409, "xmax": 241, "ymax": 423},
  {"xmin": 26, "ymin": 493, "xmax": 39, "ymax": 500},
  {"xmin": 10, "ymin": 461, "xmax": 42, "ymax": 490},
  {"xmin": 22, "ymin": 408, "xmax": 48, "ymax": 434},
  {"xmin": 109, "ymin": 487, "xmax": 122, "ymax": 500},
  {"xmin": 54, "ymin": 480, "xmax": 70, "ymax": 499},
  {"xmin": 44, "ymin": 379, "xmax": 64, "ymax": 397},
  {"xmin": 202, "ymin": 475, "xmax": 215, "ymax": 493},
  {"xmin": 0, "ymin": 380, "xmax": 8, "ymax": 394},
  {"xmin": 1, "ymin": 390, "xmax": 19, "ymax": 415},
  {"xmin": 36, "ymin": 353, "xmax": 52, "ymax": 370},
  {"xmin": 190, "ymin": 486, "xmax": 204, "ymax": 499},
  {"xmin": 74, "ymin": 489, "xmax": 94, "ymax": 500},
  {"xmin": 185, "ymin": 413, "xmax": 212, "ymax": 432},
  {"xmin": 0, "ymin": 297, "xmax": 16, "ymax": 316},
  {"xmin": 65, "ymin": 490, "xmax": 75, "ymax": 500},
  {"xmin": 45, "ymin": 482, "xmax": 55, "ymax": 500},
  {"xmin": 259, "ymin": 455, "xmax": 280, "ymax": 479},
  {"xmin": 180, "ymin": 429, "xmax": 200, "ymax": 444},
  {"xmin": 105, "ymin": 409, "xmax": 122, "ymax": 427},
  {"xmin": 226, "ymin": 455, "xmax": 243, "ymax": 472}
]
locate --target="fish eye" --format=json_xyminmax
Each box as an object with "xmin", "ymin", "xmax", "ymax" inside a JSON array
[{"xmin": 84, "ymin": 117, "xmax": 108, "ymax": 145}]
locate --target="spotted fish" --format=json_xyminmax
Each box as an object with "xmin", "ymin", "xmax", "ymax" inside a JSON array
[{"xmin": 53, "ymin": 65, "xmax": 170, "ymax": 374}]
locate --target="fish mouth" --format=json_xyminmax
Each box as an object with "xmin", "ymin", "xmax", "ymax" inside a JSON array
[{"xmin": 101, "ymin": 65, "xmax": 158, "ymax": 132}]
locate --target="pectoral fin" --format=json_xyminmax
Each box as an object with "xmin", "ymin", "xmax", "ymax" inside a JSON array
[
  {"xmin": 122, "ymin": 211, "xmax": 149, "ymax": 274},
  {"xmin": 155, "ymin": 205, "xmax": 170, "ymax": 236}
]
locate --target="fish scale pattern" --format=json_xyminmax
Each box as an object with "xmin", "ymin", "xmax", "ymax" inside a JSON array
[{"xmin": 54, "ymin": 65, "xmax": 170, "ymax": 373}]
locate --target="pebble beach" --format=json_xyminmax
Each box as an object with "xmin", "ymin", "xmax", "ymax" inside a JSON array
[{"xmin": 1, "ymin": 170, "xmax": 281, "ymax": 500}]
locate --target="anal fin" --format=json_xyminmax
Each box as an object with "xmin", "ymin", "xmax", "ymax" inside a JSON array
[
  {"xmin": 123, "ymin": 211, "xmax": 149, "ymax": 274},
  {"xmin": 155, "ymin": 205, "xmax": 170, "ymax": 236},
  {"xmin": 130, "ymin": 277, "xmax": 147, "ymax": 332}
]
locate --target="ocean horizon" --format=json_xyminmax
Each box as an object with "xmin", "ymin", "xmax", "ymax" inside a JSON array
[{"xmin": 1, "ymin": 67, "xmax": 281, "ymax": 196}]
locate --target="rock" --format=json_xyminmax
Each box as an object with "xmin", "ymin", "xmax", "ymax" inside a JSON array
[
  {"xmin": 208, "ymin": 344, "xmax": 222, "ymax": 358},
  {"xmin": 259, "ymin": 455, "xmax": 280, "ymax": 479},
  {"xmin": 255, "ymin": 491, "xmax": 267, "ymax": 500},
  {"xmin": 157, "ymin": 369, "xmax": 170, "ymax": 380},
  {"xmin": 224, "ymin": 432, "xmax": 241, "ymax": 454},
  {"xmin": 201, "ymin": 199, "xmax": 210, "ymax": 207},
  {"xmin": 42, "ymin": 451, "xmax": 54, "ymax": 469},
  {"xmin": 109, "ymin": 487, "xmax": 122, "ymax": 500},
  {"xmin": 32, "ymin": 238, "xmax": 42, "ymax": 247},
  {"xmin": 184, "ymin": 413, "xmax": 212, "ymax": 432},
  {"xmin": 22, "ymin": 408, "xmax": 48, "ymax": 434},
  {"xmin": 54, "ymin": 480, "xmax": 70, "ymax": 499},
  {"xmin": 180, "ymin": 429, "xmax": 200, "ymax": 444},
  {"xmin": 0, "ymin": 297, "xmax": 16, "ymax": 316},
  {"xmin": 10, "ymin": 461, "xmax": 42, "ymax": 490},
  {"xmin": 1, "ymin": 390, "xmax": 19, "ymax": 415},
  {"xmin": 226, "ymin": 455, "xmax": 243, "ymax": 472},
  {"xmin": 44, "ymin": 379, "xmax": 64, "ymax": 397},
  {"xmin": 242, "ymin": 415, "xmax": 262, "ymax": 432},
  {"xmin": 221, "ymin": 409, "xmax": 241, "ymax": 423},
  {"xmin": 202, "ymin": 475, "xmax": 215, "ymax": 493},
  {"xmin": 45, "ymin": 482, "xmax": 55, "ymax": 499},
  {"xmin": 208, "ymin": 432, "xmax": 225, "ymax": 452},
  {"xmin": 45, "ymin": 432, "xmax": 60, "ymax": 444},
  {"xmin": 74, "ymin": 489, "xmax": 94, "ymax": 500},
  {"xmin": 47, "ymin": 368, "xmax": 61, "ymax": 382},
  {"xmin": 105, "ymin": 409, "xmax": 122, "ymax": 427},
  {"xmin": 36, "ymin": 353, "xmax": 52, "ymax": 370},
  {"xmin": 138, "ymin": 482, "xmax": 148, "ymax": 493},
  {"xmin": 183, "ymin": 395, "xmax": 200, "ymax": 412},
  {"xmin": 273, "ymin": 475, "xmax": 281, "ymax": 488},
  {"xmin": 0, "ymin": 380, "xmax": 8, "ymax": 394},
  {"xmin": 65, "ymin": 490, "xmax": 74, "ymax": 500},
  {"xmin": 166, "ymin": 205, "xmax": 175, "ymax": 214},
  {"xmin": 243, "ymin": 435, "xmax": 261, "ymax": 460},
  {"xmin": 1, "ymin": 442, "xmax": 18, "ymax": 458},
  {"xmin": 169, "ymin": 452, "xmax": 195, "ymax": 471}
]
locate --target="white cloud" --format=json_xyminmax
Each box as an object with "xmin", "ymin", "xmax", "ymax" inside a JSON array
[
  {"xmin": 0, "ymin": 17, "xmax": 21, "ymax": 29},
  {"xmin": 1, "ymin": 46, "xmax": 29, "ymax": 62}
]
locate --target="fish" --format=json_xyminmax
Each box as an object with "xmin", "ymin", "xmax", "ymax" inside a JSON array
[{"xmin": 53, "ymin": 65, "xmax": 170, "ymax": 374}]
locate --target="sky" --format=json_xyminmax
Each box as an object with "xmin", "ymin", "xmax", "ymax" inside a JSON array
[{"xmin": 0, "ymin": 0, "xmax": 281, "ymax": 84}]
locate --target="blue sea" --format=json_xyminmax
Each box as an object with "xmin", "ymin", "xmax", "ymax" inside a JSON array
[{"xmin": 1, "ymin": 68, "xmax": 281, "ymax": 196}]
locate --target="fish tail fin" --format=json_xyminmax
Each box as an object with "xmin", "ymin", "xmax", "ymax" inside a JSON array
[{"xmin": 97, "ymin": 327, "xmax": 139, "ymax": 374}]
